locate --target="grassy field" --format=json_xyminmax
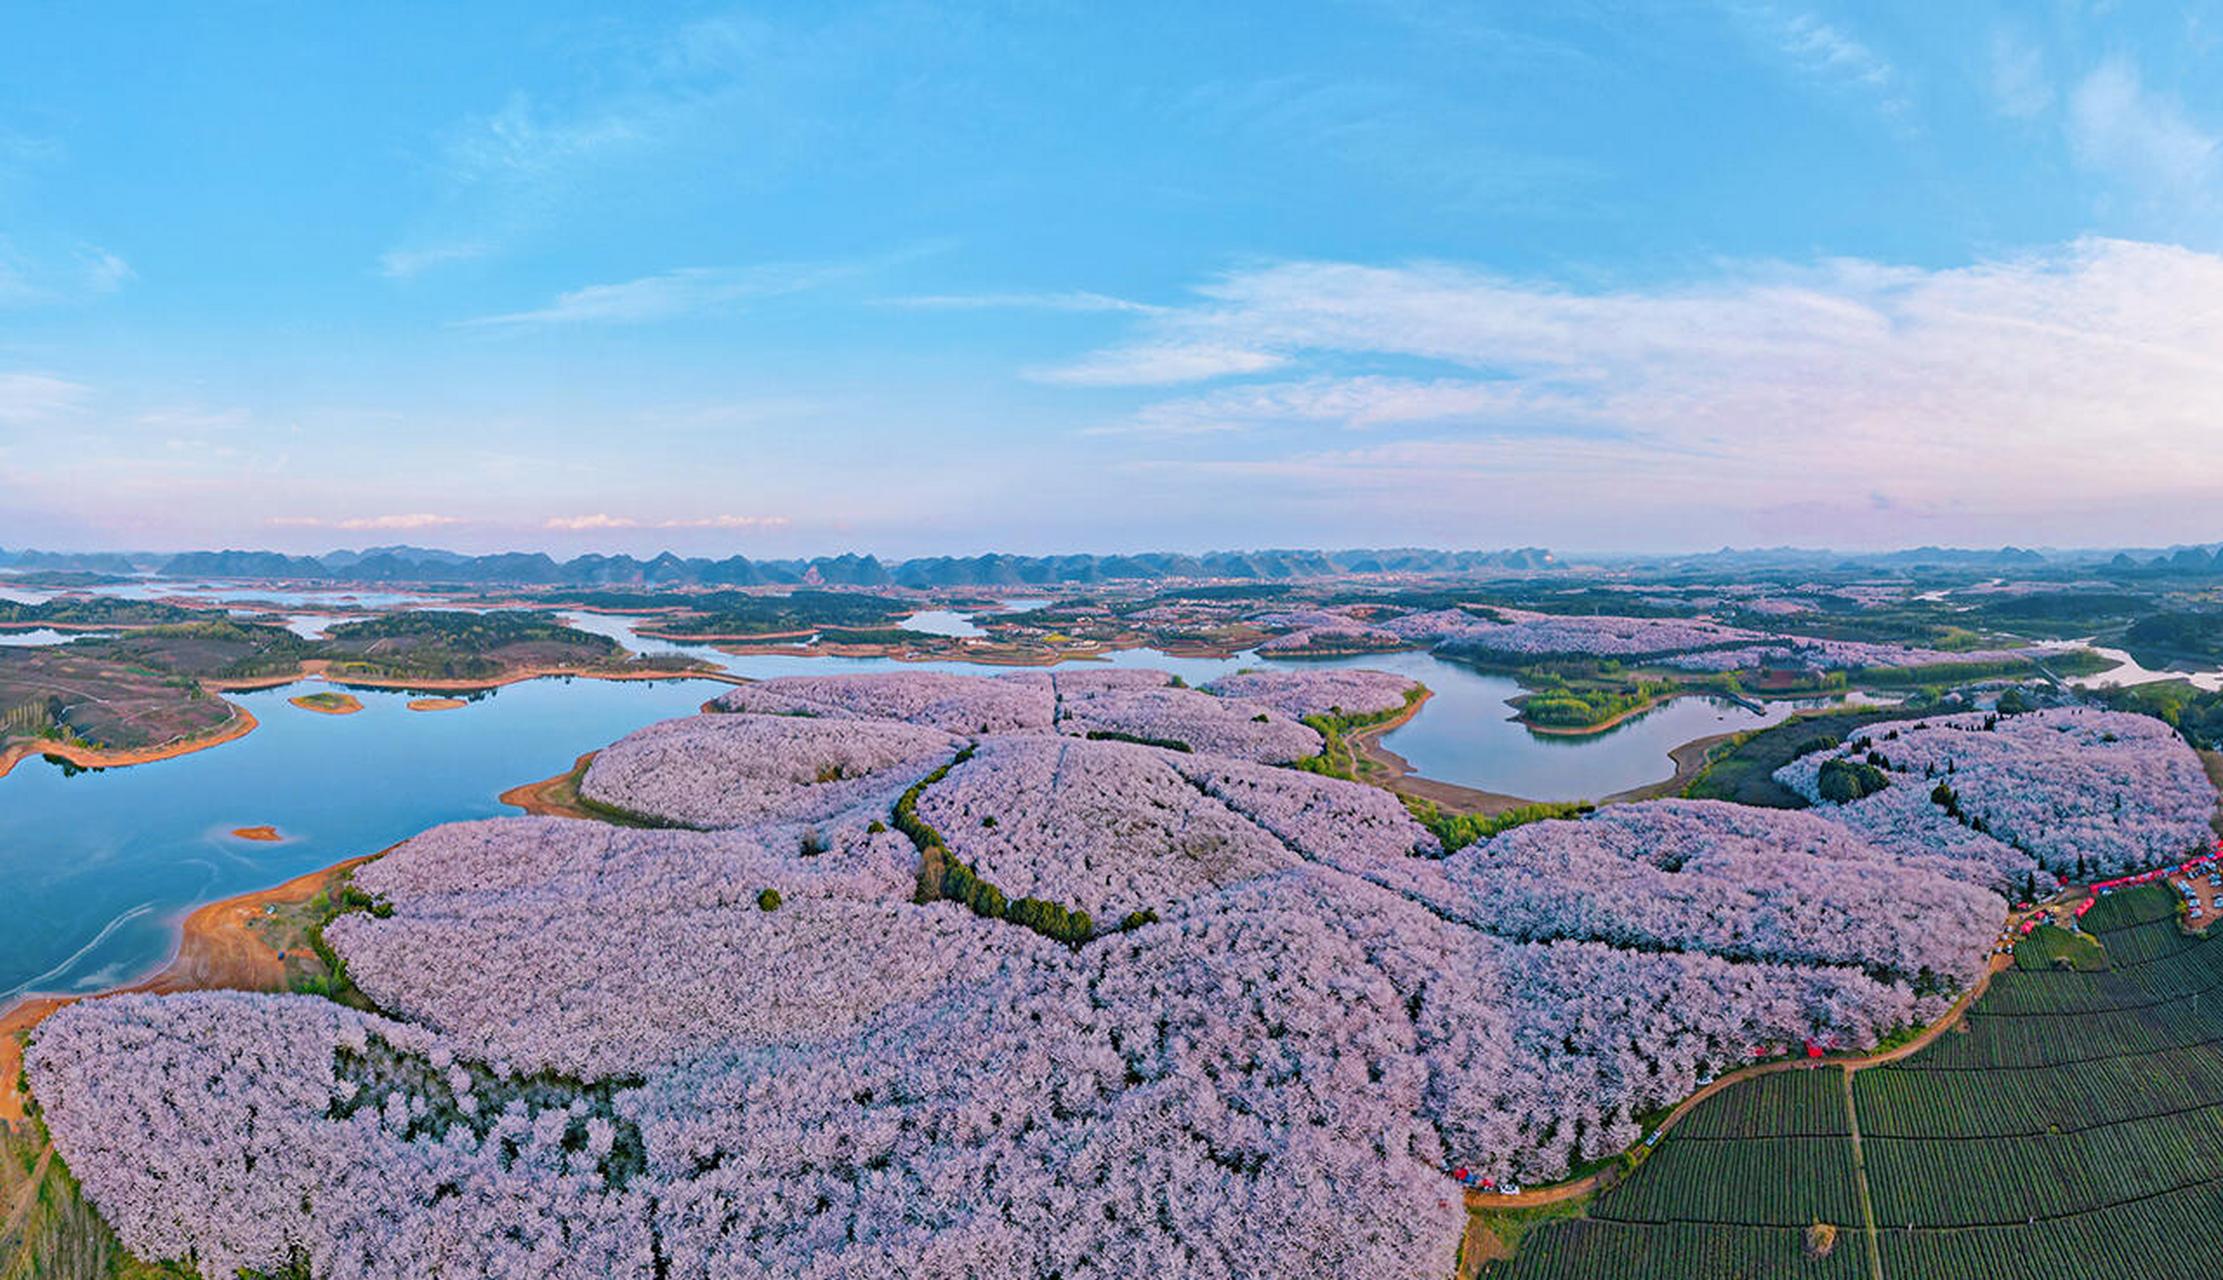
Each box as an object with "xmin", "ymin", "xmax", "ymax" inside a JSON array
[
  {"xmin": 0, "ymin": 647, "xmax": 236, "ymax": 755},
  {"xmin": 1681, "ymin": 706, "xmax": 1917, "ymax": 807},
  {"xmin": 2015, "ymin": 923, "xmax": 2109, "ymax": 972},
  {"xmin": 0, "ymin": 1120, "xmax": 186, "ymax": 1280},
  {"xmin": 1488, "ymin": 884, "xmax": 2223, "ymax": 1279}
]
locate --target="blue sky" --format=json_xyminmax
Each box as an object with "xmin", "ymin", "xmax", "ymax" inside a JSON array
[{"xmin": 5, "ymin": 2, "xmax": 2223, "ymax": 557}]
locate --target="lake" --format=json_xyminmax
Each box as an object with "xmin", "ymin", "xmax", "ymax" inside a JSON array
[
  {"xmin": 0, "ymin": 676, "xmax": 725, "ymax": 1004},
  {"xmin": 2067, "ymin": 645, "xmax": 2223, "ymax": 693},
  {"xmin": 0, "ymin": 628, "xmax": 1873, "ymax": 1004}
]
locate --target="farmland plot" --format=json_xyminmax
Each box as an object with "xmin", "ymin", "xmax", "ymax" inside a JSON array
[{"xmin": 1492, "ymin": 884, "xmax": 2223, "ymax": 1280}]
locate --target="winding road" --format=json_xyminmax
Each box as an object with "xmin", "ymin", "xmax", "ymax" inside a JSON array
[{"xmin": 1465, "ymin": 952, "xmax": 2006, "ymax": 1212}]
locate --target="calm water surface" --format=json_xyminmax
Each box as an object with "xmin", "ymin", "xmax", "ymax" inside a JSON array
[
  {"xmin": 898, "ymin": 609, "xmax": 987, "ymax": 638},
  {"xmin": 0, "ymin": 677, "xmax": 723, "ymax": 1002},
  {"xmin": 2, "ymin": 621, "xmax": 1872, "ymax": 1003},
  {"xmin": 0, "ymin": 629, "xmax": 112, "ymax": 647},
  {"xmin": 2066, "ymin": 646, "xmax": 2223, "ymax": 693}
]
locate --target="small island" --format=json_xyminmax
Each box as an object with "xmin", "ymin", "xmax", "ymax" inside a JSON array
[
  {"xmin": 407, "ymin": 697, "xmax": 467, "ymax": 712},
  {"xmin": 288, "ymin": 691, "xmax": 363, "ymax": 716},
  {"xmin": 228, "ymin": 825, "xmax": 284, "ymax": 842}
]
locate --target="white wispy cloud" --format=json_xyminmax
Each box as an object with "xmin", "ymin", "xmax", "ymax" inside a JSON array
[
  {"xmin": 1054, "ymin": 239, "xmax": 2223, "ymax": 534},
  {"xmin": 1987, "ymin": 28, "xmax": 2052, "ymax": 120},
  {"xmin": 458, "ymin": 262, "xmax": 851, "ymax": 328},
  {"xmin": 545, "ymin": 513, "xmax": 790, "ymax": 531},
  {"xmin": 0, "ymin": 372, "xmax": 91, "ymax": 424},
  {"xmin": 379, "ymin": 242, "xmax": 490, "ymax": 280},
  {"xmin": 132, "ymin": 406, "xmax": 253, "ymax": 434},
  {"xmin": 376, "ymin": 10, "xmax": 819, "ymax": 276},
  {"xmin": 1099, "ymin": 376, "xmax": 1592, "ymax": 436},
  {"xmin": 880, "ymin": 291, "xmax": 1166, "ymax": 315},
  {"xmin": 0, "ymin": 241, "xmax": 132, "ymax": 305},
  {"xmin": 81, "ymin": 248, "xmax": 132, "ymax": 294},
  {"xmin": 446, "ymin": 92, "xmax": 646, "ymax": 182},
  {"xmin": 267, "ymin": 513, "xmax": 463, "ymax": 531},
  {"xmin": 1733, "ymin": 5, "xmax": 1909, "ymax": 119},
  {"xmin": 378, "ymin": 91, "xmax": 653, "ymax": 275},
  {"xmin": 2068, "ymin": 57, "xmax": 2219, "ymax": 201},
  {"xmin": 1031, "ymin": 343, "xmax": 1288, "ymax": 387}
]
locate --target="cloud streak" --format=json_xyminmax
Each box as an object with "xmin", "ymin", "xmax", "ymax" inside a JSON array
[
  {"xmin": 1031, "ymin": 343, "xmax": 1287, "ymax": 386},
  {"xmin": 2068, "ymin": 57, "xmax": 2219, "ymax": 203},
  {"xmin": 880, "ymin": 291, "xmax": 1166, "ymax": 315},
  {"xmin": 544, "ymin": 514, "xmax": 790, "ymax": 531},
  {"xmin": 1053, "ymin": 238, "xmax": 2223, "ymax": 539},
  {"xmin": 0, "ymin": 372, "xmax": 91, "ymax": 424},
  {"xmin": 459, "ymin": 261, "xmax": 863, "ymax": 328},
  {"xmin": 1733, "ymin": 5, "xmax": 1909, "ymax": 119},
  {"xmin": 268, "ymin": 514, "xmax": 463, "ymax": 531}
]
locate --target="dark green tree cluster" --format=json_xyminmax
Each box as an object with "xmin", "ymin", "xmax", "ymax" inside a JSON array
[
  {"xmin": 1402, "ymin": 795, "xmax": 1593, "ymax": 853},
  {"xmin": 935, "ymin": 860, "xmax": 1095, "ymax": 946},
  {"xmin": 1291, "ymin": 685, "xmax": 1427, "ymax": 780},
  {"xmin": 892, "ymin": 745, "xmax": 1096, "ymax": 946},
  {"xmin": 1816, "ymin": 757, "xmax": 1892, "ymax": 803}
]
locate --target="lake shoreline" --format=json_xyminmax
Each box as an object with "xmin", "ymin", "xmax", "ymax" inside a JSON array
[
  {"xmin": 0, "ymin": 666, "xmax": 749, "ymax": 785},
  {"xmin": 0, "ymin": 847, "xmax": 382, "ymax": 1124},
  {"xmin": 0, "ymin": 703, "xmax": 259, "ymax": 783},
  {"xmin": 1349, "ymin": 692, "xmax": 1542, "ymax": 815},
  {"xmin": 1, "ymin": 746, "xmax": 634, "ymax": 1121},
  {"xmin": 498, "ymin": 752, "xmax": 601, "ymax": 820},
  {"xmin": 1518, "ymin": 693, "xmax": 1679, "ymax": 737},
  {"xmin": 317, "ymin": 662, "xmax": 748, "ymax": 693}
]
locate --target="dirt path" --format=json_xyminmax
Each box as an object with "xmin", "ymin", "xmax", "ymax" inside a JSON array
[
  {"xmin": 1467, "ymin": 955, "xmax": 2004, "ymax": 1212},
  {"xmin": 0, "ymin": 704, "xmax": 258, "ymax": 782},
  {"xmin": 1843, "ymin": 1066, "xmax": 1885, "ymax": 1280},
  {"xmin": 0, "ymin": 851, "xmax": 379, "ymax": 1124},
  {"xmin": 0, "ymin": 1142, "xmax": 52, "ymax": 1245}
]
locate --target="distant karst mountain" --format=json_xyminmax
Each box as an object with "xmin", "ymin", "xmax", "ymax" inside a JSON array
[{"xmin": 120, "ymin": 546, "xmax": 1560, "ymax": 587}]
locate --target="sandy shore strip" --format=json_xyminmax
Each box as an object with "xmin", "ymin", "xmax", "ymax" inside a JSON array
[
  {"xmin": 0, "ymin": 848, "xmax": 381, "ymax": 1124},
  {"xmin": 1345, "ymin": 691, "xmax": 1542, "ymax": 816},
  {"xmin": 498, "ymin": 752, "xmax": 602, "ymax": 820},
  {"xmin": 0, "ymin": 704, "xmax": 259, "ymax": 783},
  {"xmin": 1598, "ymin": 729, "xmax": 1743, "ymax": 805}
]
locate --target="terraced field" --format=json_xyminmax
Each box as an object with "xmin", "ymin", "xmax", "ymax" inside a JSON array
[{"xmin": 1489, "ymin": 884, "xmax": 2223, "ymax": 1279}]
